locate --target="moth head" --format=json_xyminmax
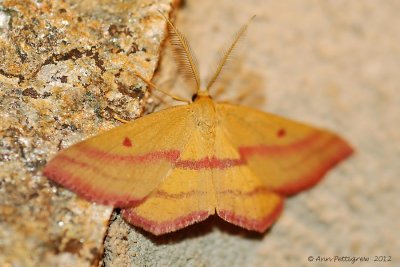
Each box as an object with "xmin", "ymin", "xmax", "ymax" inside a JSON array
[{"xmin": 160, "ymin": 11, "xmax": 255, "ymax": 103}]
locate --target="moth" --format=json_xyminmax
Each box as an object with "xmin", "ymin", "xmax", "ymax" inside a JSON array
[{"xmin": 44, "ymin": 14, "xmax": 353, "ymax": 235}]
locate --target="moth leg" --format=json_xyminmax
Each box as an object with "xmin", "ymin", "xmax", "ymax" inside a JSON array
[{"xmin": 113, "ymin": 115, "xmax": 130, "ymax": 124}]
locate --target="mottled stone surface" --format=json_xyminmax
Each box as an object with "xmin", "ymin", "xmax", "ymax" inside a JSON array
[{"xmin": 0, "ymin": 0, "xmax": 175, "ymax": 266}]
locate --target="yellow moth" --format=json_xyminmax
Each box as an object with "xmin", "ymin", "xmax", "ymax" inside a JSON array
[{"xmin": 44, "ymin": 14, "xmax": 353, "ymax": 235}]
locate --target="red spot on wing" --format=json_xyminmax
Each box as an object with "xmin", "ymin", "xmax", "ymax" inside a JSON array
[
  {"xmin": 277, "ymin": 128, "xmax": 286, "ymax": 138},
  {"xmin": 123, "ymin": 137, "xmax": 132, "ymax": 147}
]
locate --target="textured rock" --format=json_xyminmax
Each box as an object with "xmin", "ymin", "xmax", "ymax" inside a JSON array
[{"xmin": 0, "ymin": 0, "xmax": 176, "ymax": 266}]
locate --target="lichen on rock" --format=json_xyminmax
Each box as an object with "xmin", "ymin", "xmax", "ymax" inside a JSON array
[{"xmin": 0, "ymin": 0, "xmax": 175, "ymax": 266}]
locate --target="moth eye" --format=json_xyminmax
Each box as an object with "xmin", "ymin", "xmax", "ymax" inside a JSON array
[{"xmin": 191, "ymin": 94, "xmax": 198, "ymax": 102}]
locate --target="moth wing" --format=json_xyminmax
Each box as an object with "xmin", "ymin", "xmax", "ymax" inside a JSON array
[
  {"xmin": 213, "ymin": 103, "xmax": 353, "ymax": 231},
  {"xmin": 216, "ymin": 103, "xmax": 353, "ymax": 195},
  {"xmin": 212, "ymin": 113, "xmax": 283, "ymax": 232},
  {"xmin": 121, "ymin": 166, "xmax": 216, "ymax": 235},
  {"xmin": 122, "ymin": 104, "xmax": 218, "ymax": 235},
  {"xmin": 44, "ymin": 105, "xmax": 193, "ymax": 207}
]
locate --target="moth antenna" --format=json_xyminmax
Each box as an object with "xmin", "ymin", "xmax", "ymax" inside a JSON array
[
  {"xmin": 205, "ymin": 15, "xmax": 256, "ymax": 92},
  {"xmin": 159, "ymin": 12, "xmax": 201, "ymax": 93},
  {"xmin": 133, "ymin": 72, "xmax": 191, "ymax": 104}
]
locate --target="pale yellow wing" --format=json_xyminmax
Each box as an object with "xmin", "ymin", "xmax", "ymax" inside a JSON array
[
  {"xmin": 213, "ymin": 103, "xmax": 352, "ymax": 232},
  {"xmin": 212, "ymin": 120, "xmax": 284, "ymax": 232},
  {"xmin": 44, "ymin": 105, "xmax": 193, "ymax": 207},
  {"xmin": 215, "ymin": 103, "xmax": 353, "ymax": 195},
  {"xmin": 122, "ymin": 102, "xmax": 217, "ymax": 235}
]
